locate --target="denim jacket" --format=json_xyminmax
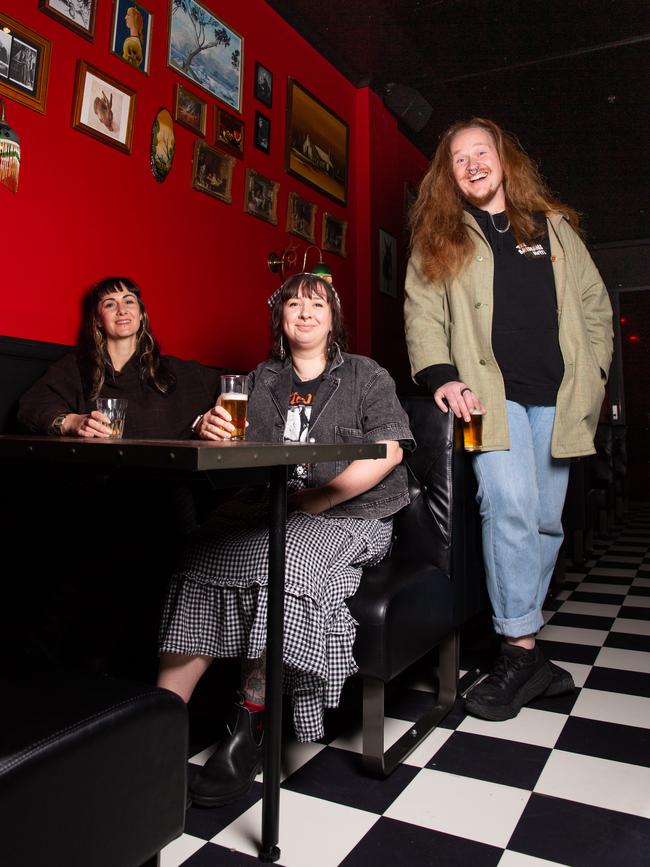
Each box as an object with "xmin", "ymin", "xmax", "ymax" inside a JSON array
[{"xmin": 246, "ymin": 350, "xmax": 415, "ymax": 519}]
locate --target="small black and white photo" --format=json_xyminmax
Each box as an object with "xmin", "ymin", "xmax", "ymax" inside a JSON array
[
  {"xmin": 9, "ymin": 38, "xmax": 38, "ymax": 92},
  {"xmin": 254, "ymin": 62, "xmax": 272, "ymax": 107},
  {"xmin": 47, "ymin": 0, "xmax": 92, "ymax": 31},
  {"xmin": 0, "ymin": 31, "xmax": 11, "ymax": 79},
  {"xmin": 254, "ymin": 111, "xmax": 271, "ymax": 154}
]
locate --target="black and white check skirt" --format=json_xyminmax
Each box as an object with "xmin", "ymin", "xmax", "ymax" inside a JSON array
[{"xmin": 159, "ymin": 494, "xmax": 392, "ymax": 741}]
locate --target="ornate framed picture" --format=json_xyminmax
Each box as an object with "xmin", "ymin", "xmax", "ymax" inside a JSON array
[
  {"xmin": 322, "ymin": 212, "xmax": 348, "ymax": 258},
  {"xmin": 244, "ymin": 168, "xmax": 279, "ymax": 225},
  {"xmin": 286, "ymin": 78, "xmax": 349, "ymax": 206},
  {"xmin": 173, "ymin": 83, "xmax": 206, "ymax": 136},
  {"xmin": 254, "ymin": 61, "xmax": 272, "ymax": 107},
  {"xmin": 71, "ymin": 60, "xmax": 136, "ymax": 153},
  {"xmin": 0, "ymin": 13, "xmax": 52, "ymax": 114},
  {"xmin": 110, "ymin": 0, "xmax": 153, "ymax": 74},
  {"xmin": 167, "ymin": 0, "xmax": 243, "ymax": 112},
  {"xmin": 191, "ymin": 140, "xmax": 235, "ymax": 202},
  {"xmin": 378, "ymin": 228, "xmax": 398, "ymax": 298},
  {"xmin": 150, "ymin": 107, "xmax": 175, "ymax": 182},
  {"xmin": 254, "ymin": 111, "xmax": 270, "ymax": 154},
  {"xmin": 215, "ymin": 108, "xmax": 244, "ymax": 159},
  {"xmin": 39, "ymin": 0, "xmax": 97, "ymax": 42},
  {"xmin": 287, "ymin": 192, "xmax": 317, "ymax": 243}
]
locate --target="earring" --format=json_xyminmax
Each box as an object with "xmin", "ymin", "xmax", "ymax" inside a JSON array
[{"xmin": 279, "ymin": 334, "xmax": 286, "ymax": 360}]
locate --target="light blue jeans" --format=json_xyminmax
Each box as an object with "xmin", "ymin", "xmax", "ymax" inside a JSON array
[{"xmin": 472, "ymin": 401, "xmax": 570, "ymax": 638}]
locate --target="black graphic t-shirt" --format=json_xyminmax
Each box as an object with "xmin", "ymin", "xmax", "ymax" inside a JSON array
[{"xmin": 283, "ymin": 374, "xmax": 322, "ymax": 443}]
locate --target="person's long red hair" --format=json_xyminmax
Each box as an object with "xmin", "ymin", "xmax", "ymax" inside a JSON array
[{"xmin": 409, "ymin": 117, "xmax": 580, "ymax": 283}]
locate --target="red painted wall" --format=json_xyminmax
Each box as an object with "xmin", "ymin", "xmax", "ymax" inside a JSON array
[{"xmin": 1, "ymin": 1, "xmax": 427, "ymax": 376}]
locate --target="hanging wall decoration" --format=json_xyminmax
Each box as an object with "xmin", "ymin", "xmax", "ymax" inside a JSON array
[
  {"xmin": 168, "ymin": 0, "xmax": 243, "ymax": 112},
  {"xmin": 0, "ymin": 13, "xmax": 52, "ymax": 114},
  {"xmin": 111, "ymin": 0, "xmax": 153, "ymax": 74},
  {"xmin": 174, "ymin": 83, "xmax": 206, "ymax": 136},
  {"xmin": 287, "ymin": 192, "xmax": 317, "ymax": 243},
  {"xmin": 39, "ymin": 0, "xmax": 97, "ymax": 42},
  {"xmin": 150, "ymin": 108, "xmax": 175, "ymax": 182},
  {"xmin": 0, "ymin": 98, "xmax": 20, "ymax": 193},
  {"xmin": 215, "ymin": 108, "xmax": 244, "ymax": 158},
  {"xmin": 321, "ymin": 213, "xmax": 348, "ymax": 258},
  {"xmin": 191, "ymin": 140, "xmax": 235, "ymax": 202},
  {"xmin": 72, "ymin": 60, "xmax": 136, "ymax": 154},
  {"xmin": 244, "ymin": 168, "xmax": 279, "ymax": 225}
]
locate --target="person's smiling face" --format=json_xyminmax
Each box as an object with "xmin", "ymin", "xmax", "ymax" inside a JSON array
[
  {"xmin": 450, "ymin": 126, "xmax": 506, "ymax": 213},
  {"xmin": 97, "ymin": 284, "xmax": 142, "ymax": 341},
  {"xmin": 282, "ymin": 284, "xmax": 332, "ymax": 357}
]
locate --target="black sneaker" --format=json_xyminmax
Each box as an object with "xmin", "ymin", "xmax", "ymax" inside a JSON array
[
  {"xmin": 543, "ymin": 660, "xmax": 576, "ymax": 697},
  {"xmin": 465, "ymin": 643, "xmax": 552, "ymax": 721}
]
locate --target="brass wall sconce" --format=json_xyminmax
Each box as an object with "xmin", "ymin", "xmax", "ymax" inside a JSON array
[{"xmin": 268, "ymin": 243, "xmax": 333, "ymax": 283}]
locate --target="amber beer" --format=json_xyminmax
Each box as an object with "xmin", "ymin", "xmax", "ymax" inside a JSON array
[
  {"xmin": 221, "ymin": 393, "xmax": 248, "ymax": 440},
  {"xmin": 463, "ymin": 409, "xmax": 484, "ymax": 452}
]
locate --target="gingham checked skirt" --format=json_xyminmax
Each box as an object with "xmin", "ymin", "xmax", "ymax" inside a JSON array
[{"xmin": 159, "ymin": 496, "xmax": 392, "ymax": 741}]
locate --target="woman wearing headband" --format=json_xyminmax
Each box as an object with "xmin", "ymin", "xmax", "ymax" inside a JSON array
[{"xmin": 158, "ymin": 272, "xmax": 414, "ymax": 807}]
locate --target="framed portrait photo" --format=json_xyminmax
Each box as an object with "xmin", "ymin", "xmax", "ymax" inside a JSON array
[
  {"xmin": 322, "ymin": 212, "xmax": 348, "ymax": 258},
  {"xmin": 254, "ymin": 111, "xmax": 270, "ymax": 154},
  {"xmin": 192, "ymin": 139, "xmax": 235, "ymax": 203},
  {"xmin": 254, "ymin": 61, "xmax": 272, "ymax": 107},
  {"xmin": 72, "ymin": 60, "xmax": 136, "ymax": 153},
  {"xmin": 378, "ymin": 228, "xmax": 398, "ymax": 298},
  {"xmin": 168, "ymin": 0, "xmax": 243, "ymax": 113},
  {"xmin": 39, "ymin": 0, "xmax": 97, "ymax": 42},
  {"xmin": 286, "ymin": 78, "xmax": 349, "ymax": 206},
  {"xmin": 0, "ymin": 13, "xmax": 52, "ymax": 114},
  {"xmin": 287, "ymin": 192, "xmax": 317, "ymax": 243},
  {"xmin": 244, "ymin": 168, "xmax": 279, "ymax": 225},
  {"xmin": 215, "ymin": 108, "xmax": 244, "ymax": 159},
  {"xmin": 111, "ymin": 0, "xmax": 153, "ymax": 74},
  {"xmin": 173, "ymin": 83, "xmax": 206, "ymax": 136}
]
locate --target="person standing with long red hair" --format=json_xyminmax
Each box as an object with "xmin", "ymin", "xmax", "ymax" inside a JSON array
[{"xmin": 405, "ymin": 118, "xmax": 613, "ymax": 721}]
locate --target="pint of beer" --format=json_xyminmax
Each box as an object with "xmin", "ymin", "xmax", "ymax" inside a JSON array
[
  {"xmin": 220, "ymin": 375, "xmax": 248, "ymax": 440},
  {"xmin": 463, "ymin": 409, "xmax": 484, "ymax": 452}
]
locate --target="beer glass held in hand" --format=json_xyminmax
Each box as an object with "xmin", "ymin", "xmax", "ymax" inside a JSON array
[
  {"xmin": 220, "ymin": 374, "xmax": 248, "ymax": 440},
  {"xmin": 463, "ymin": 408, "xmax": 485, "ymax": 452}
]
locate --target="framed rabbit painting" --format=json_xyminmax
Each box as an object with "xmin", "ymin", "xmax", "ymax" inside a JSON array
[{"xmin": 72, "ymin": 60, "xmax": 136, "ymax": 153}]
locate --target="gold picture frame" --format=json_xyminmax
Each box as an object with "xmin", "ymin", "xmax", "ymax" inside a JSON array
[{"xmin": 0, "ymin": 13, "xmax": 52, "ymax": 114}]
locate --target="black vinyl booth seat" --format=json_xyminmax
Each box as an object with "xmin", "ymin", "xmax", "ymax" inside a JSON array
[
  {"xmin": 0, "ymin": 670, "xmax": 187, "ymax": 867},
  {"xmin": 349, "ymin": 396, "xmax": 486, "ymax": 776}
]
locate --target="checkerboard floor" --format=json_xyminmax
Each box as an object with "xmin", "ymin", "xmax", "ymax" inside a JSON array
[{"xmin": 162, "ymin": 504, "xmax": 650, "ymax": 867}]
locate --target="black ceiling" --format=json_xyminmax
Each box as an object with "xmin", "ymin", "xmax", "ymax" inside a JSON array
[{"xmin": 268, "ymin": 0, "xmax": 650, "ymax": 244}]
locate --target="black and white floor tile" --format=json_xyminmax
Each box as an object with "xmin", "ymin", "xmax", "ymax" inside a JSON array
[{"xmin": 162, "ymin": 505, "xmax": 650, "ymax": 867}]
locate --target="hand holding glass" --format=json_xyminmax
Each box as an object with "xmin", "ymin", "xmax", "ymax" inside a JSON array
[
  {"xmin": 96, "ymin": 398, "xmax": 128, "ymax": 438},
  {"xmin": 220, "ymin": 375, "xmax": 248, "ymax": 440},
  {"xmin": 463, "ymin": 408, "xmax": 484, "ymax": 452}
]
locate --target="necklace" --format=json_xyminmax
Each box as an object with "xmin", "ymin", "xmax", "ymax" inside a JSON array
[{"xmin": 489, "ymin": 212, "xmax": 510, "ymax": 234}]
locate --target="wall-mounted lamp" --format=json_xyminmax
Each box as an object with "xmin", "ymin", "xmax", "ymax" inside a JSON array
[
  {"xmin": 0, "ymin": 98, "xmax": 20, "ymax": 194},
  {"xmin": 302, "ymin": 245, "xmax": 332, "ymax": 283},
  {"xmin": 267, "ymin": 243, "xmax": 298, "ymax": 279}
]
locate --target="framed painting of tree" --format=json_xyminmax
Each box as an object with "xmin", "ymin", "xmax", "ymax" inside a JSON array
[{"xmin": 167, "ymin": 0, "xmax": 243, "ymax": 113}]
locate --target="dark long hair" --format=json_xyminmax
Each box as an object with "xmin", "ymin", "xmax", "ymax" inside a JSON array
[
  {"xmin": 78, "ymin": 276, "xmax": 175, "ymax": 400},
  {"xmin": 268, "ymin": 273, "xmax": 347, "ymax": 362},
  {"xmin": 410, "ymin": 117, "xmax": 580, "ymax": 283}
]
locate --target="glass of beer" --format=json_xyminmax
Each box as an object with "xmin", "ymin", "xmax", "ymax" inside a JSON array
[
  {"xmin": 96, "ymin": 398, "xmax": 128, "ymax": 438},
  {"xmin": 463, "ymin": 408, "xmax": 484, "ymax": 452},
  {"xmin": 220, "ymin": 374, "xmax": 248, "ymax": 440}
]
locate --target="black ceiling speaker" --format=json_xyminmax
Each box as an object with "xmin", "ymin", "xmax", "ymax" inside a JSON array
[{"xmin": 383, "ymin": 83, "xmax": 432, "ymax": 133}]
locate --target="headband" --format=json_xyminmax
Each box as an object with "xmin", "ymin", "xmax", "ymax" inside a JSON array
[{"xmin": 267, "ymin": 273, "xmax": 341, "ymax": 308}]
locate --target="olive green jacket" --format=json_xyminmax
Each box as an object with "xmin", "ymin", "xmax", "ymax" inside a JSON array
[{"xmin": 404, "ymin": 212, "xmax": 613, "ymax": 458}]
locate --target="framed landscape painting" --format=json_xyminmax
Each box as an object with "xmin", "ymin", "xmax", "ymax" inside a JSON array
[
  {"xmin": 174, "ymin": 83, "xmax": 206, "ymax": 136},
  {"xmin": 168, "ymin": 0, "xmax": 243, "ymax": 112},
  {"xmin": 286, "ymin": 78, "xmax": 349, "ymax": 206}
]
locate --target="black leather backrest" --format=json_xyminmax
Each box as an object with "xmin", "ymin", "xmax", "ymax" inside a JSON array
[{"xmin": 0, "ymin": 335, "xmax": 72, "ymax": 434}]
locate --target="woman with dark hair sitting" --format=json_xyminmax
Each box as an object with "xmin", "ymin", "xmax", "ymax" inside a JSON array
[
  {"xmin": 158, "ymin": 272, "xmax": 414, "ymax": 807},
  {"xmin": 18, "ymin": 276, "xmax": 219, "ymax": 439}
]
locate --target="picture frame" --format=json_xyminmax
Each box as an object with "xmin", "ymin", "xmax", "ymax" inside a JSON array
[
  {"xmin": 191, "ymin": 139, "xmax": 235, "ymax": 202},
  {"xmin": 173, "ymin": 83, "xmax": 206, "ymax": 136},
  {"xmin": 110, "ymin": 0, "xmax": 153, "ymax": 75},
  {"xmin": 286, "ymin": 78, "xmax": 349, "ymax": 206},
  {"xmin": 214, "ymin": 108, "xmax": 244, "ymax": 159},
  {"xmin": 71, "ymin": 60, "xmax": 136, "ymax": 154},
  {"xmin": 150, "ymin": 107, "xmax": 175, "ymax": 182},
  {"xmin": 378, "ymin": 228, "xmax": 398, "ymax": 298},
  {"xmin": 321, "ymin": 212, "xmax": 348, "ymax": 258},
  {"xmin": 254, "ymin": 61, "xmax": 272, "ymax": 107},
  {"xmin": 167, "ymin": 0, "xmax": 243, "ymax": 113},
  {"xmin": 254, "ymin": 111, "xmax": 270, "ymax": 154},
  {"xmin": 39, "ymin": 0, "xmax": 97, "ymax": 42},
  {"xmin": 244, "ymin": 168, "xmax": 279, "ymax": 225},
  {"xmin": 0, "ymin": 13, "xmax": 52, "ymax": 114},
  {"xmin": 287, "ymin": 192, "xmax": 317, "ymax": 243}
]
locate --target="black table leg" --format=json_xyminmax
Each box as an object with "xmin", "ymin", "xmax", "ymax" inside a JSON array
[{"xmin": 259, "ymin": 464, "xmax": 287, "ymax": 862}]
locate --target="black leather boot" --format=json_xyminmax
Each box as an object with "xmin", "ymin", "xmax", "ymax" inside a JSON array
[{"xmin": 190, "ymin": 702, "xmax": 264, "ymax": 808}]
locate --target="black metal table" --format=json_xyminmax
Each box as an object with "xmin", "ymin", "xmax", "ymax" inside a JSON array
[{"xmin": 0, "ymin": 435, "xmax": 385, "ymax": 862}]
